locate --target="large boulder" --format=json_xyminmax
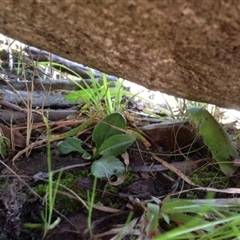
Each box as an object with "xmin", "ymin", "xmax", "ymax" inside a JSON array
[{"xmin": 0, "ymin": 1, "xmax": 240, "ymax": 109}]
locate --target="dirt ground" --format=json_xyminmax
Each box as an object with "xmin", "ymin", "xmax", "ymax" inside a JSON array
[{"xmin": 0, "ymin": 119, "xmax": 240, "ymax": 239}]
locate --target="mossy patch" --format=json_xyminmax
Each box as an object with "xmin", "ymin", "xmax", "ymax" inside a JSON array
[
  {"xmin": 190, "ymin": 166, "xmax": 229, "ymax": 189},
  {"xmin": 32, "ymin": 169, "xmax": 137, "ymax": 215}
]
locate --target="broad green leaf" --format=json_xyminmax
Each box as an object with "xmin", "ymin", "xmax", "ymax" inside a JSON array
[
  {"xmin": 91, "ymin": 156, "xmax": 125, "ymax": 180},
  {"xmin": 188, "ymin": 106, "xmax": 237, "ymax": 176},
  {"xmin": 98, "ymin": 134, "xmax": 135, "ymax": 156},
  {"xmin": 92, "ymin": 112, "xmax": 126, "ymax": 149},
  {"xmin": 57, "ymin": 137, "xmax": 86, "ymax": 154}
]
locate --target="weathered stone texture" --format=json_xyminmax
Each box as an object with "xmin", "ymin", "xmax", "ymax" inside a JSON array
[{"xmin": 0, "ymin": 1, "xmax": 240, "ymax": 109}]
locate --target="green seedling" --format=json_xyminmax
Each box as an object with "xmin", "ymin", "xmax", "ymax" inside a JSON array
[
  {"xmin": 0, "ymin": 135, "xmax": 10, "ymax": 158},
  {"xmin": 65, "ymin": 71, "xmax": 132, "ymax": 114},
  {"xmin": 57, "ymin": 112, "xmax": 135, "ymax": 180},
  {"xmin": 23, "ymin": 116, "xmax": 62, "ymax": 238},
  {"xmin": 187, "ymin": 106, "xmax": 238, "ymax": 176}
]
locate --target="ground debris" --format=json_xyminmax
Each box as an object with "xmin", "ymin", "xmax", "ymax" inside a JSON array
[{"xmin": 0, "ymin": 178, "xmax": 28, "ymax": 237}]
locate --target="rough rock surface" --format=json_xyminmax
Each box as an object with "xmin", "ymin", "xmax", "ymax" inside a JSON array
[{"xmin": 0, "ymin": 1, "xmax": 240, "ymax": 109}]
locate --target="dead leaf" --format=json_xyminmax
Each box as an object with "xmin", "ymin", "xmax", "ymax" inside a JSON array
[{"xmin": 0, "ymin": 124, "xmax": 26, "ymax": 148}]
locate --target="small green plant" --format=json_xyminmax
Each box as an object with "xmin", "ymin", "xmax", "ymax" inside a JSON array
[
  {"xmin": 24, "ymin": 115, "xmax": 62, "ymax": 237},
  {"xmin": 36, "ymin": 61, "xmax": 172, "ymax": 118},
  {"xmin": 57, "ymin": 112, "xmax": 135, "ymax": 180},
  {"xmin": 65, "ymin": 70, "xmax": 132, "ymax": 115},
  {"xmin": 37, "ymin": 62, "xmax": 134, "ymax": 115},
  {"xmin": 43, "ymin": 115, "xmax": 62, "ymax": 237},
  {"xmin": 0, "ymin": 135, "xmax": 10, "ymax": 158}
]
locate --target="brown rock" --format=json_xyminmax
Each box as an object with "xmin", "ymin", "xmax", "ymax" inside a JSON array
[{"xmin": 0, "ymin": 1, "xmax": 240, "ymax": 108}]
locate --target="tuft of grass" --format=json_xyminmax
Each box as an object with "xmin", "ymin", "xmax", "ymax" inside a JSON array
[
  {"xmin": 41, "ymin": 114, "xmax": 62, "ymax": 237},
  {"xmin": 87, "ymin": 175, "xmax": 98, "ymax": 238},
  {"xmin": 25, "ymin": 115, "xmax": 62, "ymax": 237}
]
